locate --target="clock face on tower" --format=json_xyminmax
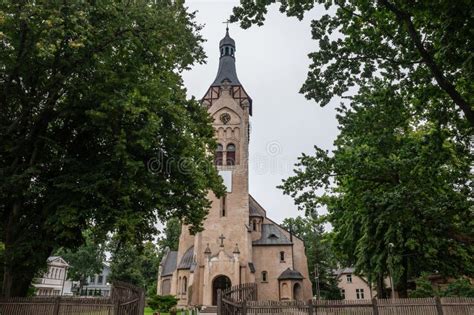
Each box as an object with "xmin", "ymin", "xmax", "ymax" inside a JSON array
[{"xmin": 220, "ymin": 112, "xmax": 231, "ymax": 124}]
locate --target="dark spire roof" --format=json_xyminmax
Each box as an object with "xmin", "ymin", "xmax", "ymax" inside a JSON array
[
  {"xmin": 212, "ymin": 29, "xmax": 241, "ymax": 86},
  {"xmin": 219, "ymin": 28, "xmax": 235, "ymax": 47}
]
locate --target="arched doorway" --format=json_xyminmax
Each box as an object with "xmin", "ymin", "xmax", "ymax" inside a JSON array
[
  {"xmin": 212, "ymin": 275, "xmax": 231, "ymax": 305},
  {"xmin": 293, "ymin": 283, "xmax": 302, "ymax": 301}
]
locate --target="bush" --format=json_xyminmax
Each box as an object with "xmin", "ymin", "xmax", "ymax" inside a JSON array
[
  {"xmin": 409, "ymin": 274, "xmax": 437, "ymax": 298},
  {"xmin": 409, "ymin": 274, "xmax": 474, "ymax": 298},
  {"xmin": 442, "ymin": 278, "xmax": 474, "ymax": 297},
  {"xmin": 147, "ymin": 294, "xmax": 178, "ymax": 312}
]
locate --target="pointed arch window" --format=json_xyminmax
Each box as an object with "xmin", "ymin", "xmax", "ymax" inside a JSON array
[
  {"xmin": 226, "ymin": 144, "xmax": 236, "ymax": 165},
  {"xmin": 183, "ymin": 276, "xmax": 187, "ymax": 294},
  {"xmin": 215, "ymin": 144, "xmax": 223, "ymax": 166}
]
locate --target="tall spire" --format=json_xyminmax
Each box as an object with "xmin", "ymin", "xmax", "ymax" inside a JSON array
[{"xmin": 211, "ymin": 28, "xmax": 241, "ymax": 86}]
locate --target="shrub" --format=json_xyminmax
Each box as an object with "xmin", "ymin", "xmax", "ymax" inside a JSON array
[
  {"xmin": 442, "ymin": 278, "xmax": 474, "ymax": 297},
  {"xmin": 147, "ymin": 294, "xmax": 178, "ymax": 312}
]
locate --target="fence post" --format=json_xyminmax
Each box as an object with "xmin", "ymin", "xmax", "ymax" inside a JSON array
[
  {"xmin": 241, "ymin": 299, "xmax": 247, "ymax": 315},
  {"xmin": 372, "ymin": 298, "xmax": 379, "ymax": 315},
  {"xmin": 435, "ymin": 296, "xmax": 444, "ymax": 315},
  {"xmin": 217, "ymin": 289, "xmax": 222, "ymax": 315},
  {"xmin": 113, "ymin": 299, "xmax": 120, "ymax": 315},
  {"xmin": 308, "ymin": 299, "xmax": 313, "ymax": 315},
  {"xmin": 53, "ymin": 296, "xmax": 60, "ymax": 315}
]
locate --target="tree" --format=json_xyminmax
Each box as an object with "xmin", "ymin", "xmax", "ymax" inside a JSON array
[
  {"xmin": 281, "ymin": 215, "xmax": 342, "ymax": 299},
  {"xmin": 157, "ymin": 217, "xmax": 182, "ymax": 263},
  {"xmin": 232, "ymin": 1, "xmax": 473, "ymax": 128},
  {"xmin": 0, "ymin": 1, "xmax": 224, "ymax": 296},
  {"xmin": 279, "ymin": 81, "xmax": 473, "ymax": 297},
  {"xmin": 108, "ymin": 238, "xmax": 160, "ymax": 293},
  {"xmin": 55, "ymin": 230, "xmax": 106, "ymax": 295}
]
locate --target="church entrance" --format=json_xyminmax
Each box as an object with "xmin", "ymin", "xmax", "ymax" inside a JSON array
[{"xmin": 212, "ymin": 275, "xmax": 231, "ymax": 305}]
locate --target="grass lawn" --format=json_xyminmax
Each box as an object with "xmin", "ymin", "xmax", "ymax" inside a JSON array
[{"xmin": 144, "ymin": 307, "xmax": 190, "ymax": 315}]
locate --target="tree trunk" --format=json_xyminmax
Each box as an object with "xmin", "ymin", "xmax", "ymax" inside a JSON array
[
  {"xmin": 396, "ymin": 255, "xmax": 409, "ymax": 298},
  {"xmin": 2, "ymin": 201, "xmax": 21, "ymax": 297},
  {"xmin": 376, "ymin": 273, "xmax": 386, "ymax": 298},
  {"xmin": 2, "ymin": 201, "xmax": 52, "ymax": 297}
]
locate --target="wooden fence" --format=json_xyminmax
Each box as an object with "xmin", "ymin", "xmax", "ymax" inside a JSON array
[
  {"xmin": 218, "ymin": 283, "xmax": 257, "ymax": 315},
  {"xmin": 0, "ymin": 281, "xmax": 145, "ymax": 315},
  {"xmin": 218, "ymin": 283, "xmax": 474, "ymax": 315}
]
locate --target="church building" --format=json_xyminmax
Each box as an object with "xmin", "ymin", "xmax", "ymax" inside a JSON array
[{"xmin": 157, "ymin": 29, "xmax": 312, "ymax": 308}]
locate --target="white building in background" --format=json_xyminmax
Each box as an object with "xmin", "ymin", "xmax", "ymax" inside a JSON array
[
  {"xmin": 33, "ymin": 256, "xmax": 72, "ymax": 296},
  {"xmin": 74, "ymin": 264, "xmax": 112, "ymax": 296}
]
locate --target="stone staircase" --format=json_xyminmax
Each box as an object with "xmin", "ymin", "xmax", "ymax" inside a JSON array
[{"xmin": 199, "ymin": 305, "xmax": 217, "ymax": 314}]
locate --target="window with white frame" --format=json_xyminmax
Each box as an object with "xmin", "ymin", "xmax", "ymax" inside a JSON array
[
  {"xmin": 341, "ymin": 289, "xmax": 345, "ymax": 299},
  {"xmin": 346, "ymin": 274, "xmax": 352, "ymax": 283},
  {"xmin": 356, "ymin": 288, "xmax": 365, "ymax": 299}
]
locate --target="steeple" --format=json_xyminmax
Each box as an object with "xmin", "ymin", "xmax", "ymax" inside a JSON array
[
  {"xmin": 202, "ymin": 27, "xmax": 252, "ymax": 115},
  {"xmin": 212, "ymin": 28, "xmax": 241, "ymax": 86}
]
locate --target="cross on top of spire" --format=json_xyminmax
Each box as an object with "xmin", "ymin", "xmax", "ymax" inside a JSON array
[{"xmin": 222, "ymin": 19, "xmax": 230, "ymax": 34}]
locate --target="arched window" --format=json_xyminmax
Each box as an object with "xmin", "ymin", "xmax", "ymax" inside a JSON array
[
  {"xmin": 221, "ymin": 48, "xmax": 224, "ymax": 56},
  {"xmin": 226, "ymin": 144, "xmax": 236, "ymax": 165},
  {"xmin": 178, "ymin": 277, "xmax": 181, "ymax": 294},
  {"xmin": 261, "ymin": 271, "xmax": 267, "ymax": 282},
  {"xmin": 221, "ymin": 195, "xmax": 226, "ymax": 217},
  {"xmin": 225, "ymin": 47, "xmax": 229, "ymax": 55},
  {"xmin": 183, "ymin": 276, "xmax": 187, "ymax": 294},
  {"xmin": 280, "ymin": 251, "xmax": 285, "ymax": 262},
  {"xmin": 252, "ymin": 220, "xmax": 257, "ymax": 231},
  {"xmin": 215, "ymin": 144, "xmax": 223, "ymax": 166}
]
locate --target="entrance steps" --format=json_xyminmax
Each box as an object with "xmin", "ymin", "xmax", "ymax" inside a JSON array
[{"xmin": 199, "ymin": 305, "xmax": 217, "ymax": 314}]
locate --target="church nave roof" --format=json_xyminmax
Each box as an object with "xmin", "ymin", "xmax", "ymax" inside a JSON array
[
  {"xmin": 252, "ymin": 224, "xmax": 293, "ymax": 246},
  {"xmin": 177, "ymin": 246, "xmax": 194, "ymax": 270},
  {"xmin": 161, "ymin": 250, "xmax": 178, "ymax": 277}
]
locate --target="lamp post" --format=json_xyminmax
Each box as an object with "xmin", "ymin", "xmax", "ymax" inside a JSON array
[{"xmin": 388, "ymin": 243, "xmax": 396, "ymax": 300}]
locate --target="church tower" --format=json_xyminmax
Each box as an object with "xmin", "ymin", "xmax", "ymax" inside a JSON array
[
  {"xmin": 175, "ymin": 27, "xmax": 254, "ymax": 307},
  {"xmin": 157, "ymin": 28, "xmax": 312, "ymax": 309}
]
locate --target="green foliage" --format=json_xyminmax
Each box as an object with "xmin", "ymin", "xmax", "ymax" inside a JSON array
[
  {"xmin": 232, "ymin": 0, "xmax": 474, "ymax": 127},
  {"xmin": 55, "ymin": 230, "xmax": 105, "ymax": 288},
  {"xmin": 281, "ymin": 215, "xmax": 342, "ymax": 299},
  {"xmin": 409, "ymin": 275, "xmax": 474, "ymax": 298},
  {"xmin": 279, "ymin": 81, "xmax": 473, "ymax": 297},
  {"xmin": 108, "ymin": 238, "xmax": 160, "ymax": 293},
  {"xmin": 147, "ymin": 294, "xmax": 178, "ymax": 312},
  {"xmin": 442, "ymin": 279, "xmax": 474, "ymax": 298},
  {"xmin": 409, "ymin": 274, "xmax": 436, "ymax": 298},
  {"xmin": 157, "ymin": 217, "xmax": 182, "ymax": 263},
  {"xmin": 0, "ymin": 0, "xmax": 224, "ymax": 296}
]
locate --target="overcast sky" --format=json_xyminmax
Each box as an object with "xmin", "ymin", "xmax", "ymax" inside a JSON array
[{"xmin": 182, "ymin": 1, "xmax": 340, "ymax": 224}]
